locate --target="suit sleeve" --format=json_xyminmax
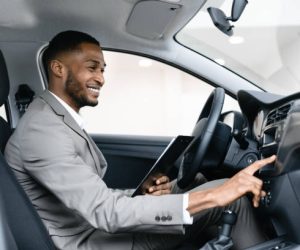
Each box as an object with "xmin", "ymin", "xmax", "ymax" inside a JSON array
[
  {"xmin": 112, "ymin": 188, "xmax": 135, "ymax": 197},
  {"xmin": 19, "ymin": 111, "xmax": 185, "ymax": 234}
]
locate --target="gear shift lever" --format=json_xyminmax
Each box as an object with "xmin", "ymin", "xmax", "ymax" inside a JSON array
[
  {"xmin": 220, "ymin": 210, "xmax": 237, "ymax": 237},
  {"xmin": 199, "ymin": 210, "xmax": 237, "ymax": 250}
]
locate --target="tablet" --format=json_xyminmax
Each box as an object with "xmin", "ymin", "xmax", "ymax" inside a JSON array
[{"xmin": 131, "ymin": 135, "xmax": 193, "ymax": 197}]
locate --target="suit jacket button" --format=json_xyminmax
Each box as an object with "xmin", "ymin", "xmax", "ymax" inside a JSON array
[
  {"xmin": 161, "ymin": 216, "xmax": 167, "ymax": 222},
  {"xmin": 155, "ymin": 216, "xmax": 160, "ymax": 222},
  {"xmin": 167, "ymin": 215, "xmax": 172, "ymax": 221}
]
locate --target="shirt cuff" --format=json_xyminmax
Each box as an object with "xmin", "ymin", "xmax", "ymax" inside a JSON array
[{"xmin": 182, "ymin": 193, "xmax": 193, "ymax": 224}]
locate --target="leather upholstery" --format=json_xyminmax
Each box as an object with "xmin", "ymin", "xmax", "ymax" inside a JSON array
[
  {"xmin": 0, "ymin": 50, "xmax": 9, "ymax": 106},
  {"xmin": 0, "ymin": 49, "xmax": 11, "ymax": 153},
  {"xmin": 0, "ymin": 153, "xmax": 56, "ymax": 250},
  {"xmin": 0, "ymin": 117, "xmax": 11, "ymax": 153}
]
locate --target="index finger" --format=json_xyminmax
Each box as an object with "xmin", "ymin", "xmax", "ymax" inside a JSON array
[{"xmin": 245, "ymin": 155, "xmax": 276, "ymax": 175}]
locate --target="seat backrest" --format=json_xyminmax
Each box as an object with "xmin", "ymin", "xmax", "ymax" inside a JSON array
[
  {"xmin": 0, "ymin": 192, "xmax": 18, "ymax": 250},
  {"xmin": 0, "ymin": 50, "xmax": 56, "ymax": 249},
  {"xmin": 0, "ymin": 116, "xmax": 11, "ymax": 153},
  {"xmin": 0, "ymin": 154, "xmax": 56, "ymax": 250},
  {"xmin": 0, "ymin": 50, "xmax": 11, "ymax": 153}
]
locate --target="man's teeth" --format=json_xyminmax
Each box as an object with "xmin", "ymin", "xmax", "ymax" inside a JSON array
[{"xmin": 88, "ymin": 87, "xmax": 99, "ymax": 93}]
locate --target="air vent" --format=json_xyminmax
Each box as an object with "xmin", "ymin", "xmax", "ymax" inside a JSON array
[{"xmin": 266, "ymin": 103, "xmax": 291, "ymax": 126}]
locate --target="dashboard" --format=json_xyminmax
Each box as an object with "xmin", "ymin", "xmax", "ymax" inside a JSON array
[
  {"xmin": 223, "ymin": 90, "xmax": 300, "ymax": 173},
  {"xmin": 237, "ymin": 90, "xmax": 300, "ymax": 163},
  {"xmin": 236, "ymin": 90, "xmax": 300, "ymax": 244}
]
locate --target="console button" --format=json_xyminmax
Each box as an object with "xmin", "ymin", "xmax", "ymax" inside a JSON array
[{"xmin": 246, "ymin": 154, "xmax": 258, "ymax": 165}]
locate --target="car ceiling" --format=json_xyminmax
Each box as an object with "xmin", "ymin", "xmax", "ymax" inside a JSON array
[{"xmin": 0, "ymin": 0, "xmax": 205, "ymax": 50}]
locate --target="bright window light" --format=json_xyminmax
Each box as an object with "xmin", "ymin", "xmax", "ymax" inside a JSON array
[
  {"xmin": 214, "ymin": 58, "xmax": 225, "ymax": 65},
  {"xmin": 138, "ymin": 59, "xmax": 153, "ymax": 67},
  {"xmin": 229, "ymin": 36, "xmax": 245, "ymax": 44}
]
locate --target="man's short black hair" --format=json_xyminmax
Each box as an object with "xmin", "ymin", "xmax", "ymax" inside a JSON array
[{"xmin": 43, "ymin": 30, "xmax": 100, "ymax": 79}]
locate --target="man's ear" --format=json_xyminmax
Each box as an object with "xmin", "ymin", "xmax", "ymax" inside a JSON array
[{"xmin": 50, "ymin": 60, "xmax": 65, "ymax": 78}]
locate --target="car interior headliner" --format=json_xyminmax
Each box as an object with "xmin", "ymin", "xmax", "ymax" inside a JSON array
[{"xmin": 0, "ymin": 0, "xmax": 205, "ymax": 51}]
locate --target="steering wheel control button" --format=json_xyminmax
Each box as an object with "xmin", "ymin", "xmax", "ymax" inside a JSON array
[{"xmin": 155, "ymin": 216, "xmax": 160, "ymax": 222}]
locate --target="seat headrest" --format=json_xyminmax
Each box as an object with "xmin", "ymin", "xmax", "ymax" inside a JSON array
[{"xmin": 0, "ymin": 50, "xmax": 9, "ymax": 107}]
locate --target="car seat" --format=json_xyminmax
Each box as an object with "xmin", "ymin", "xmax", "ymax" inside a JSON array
[{"xmin": 0, "ymin": 49, "xmax": 56, "ymax": 250}]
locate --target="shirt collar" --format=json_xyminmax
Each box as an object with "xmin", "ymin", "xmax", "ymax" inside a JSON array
[{"xmin": 49, "ymin": 91, "xmax": 86, "ymax": 130}]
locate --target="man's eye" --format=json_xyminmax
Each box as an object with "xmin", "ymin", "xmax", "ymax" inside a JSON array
[{"xmin": 88, "ymin": 66, "xmax": 97, "ymax": 71}]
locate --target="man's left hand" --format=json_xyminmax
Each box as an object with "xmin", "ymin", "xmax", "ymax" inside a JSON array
[{"xmin": 146, "ymin": 176, "xmax": 172, "ymax": 196}]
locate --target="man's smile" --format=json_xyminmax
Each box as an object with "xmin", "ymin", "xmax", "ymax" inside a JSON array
[{"xmin": 87, "ymin": 86, "xmax": 100, "ymax": 96}]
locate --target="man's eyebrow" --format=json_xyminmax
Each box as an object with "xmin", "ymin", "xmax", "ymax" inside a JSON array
[
  {"xmin": 86, "ymin": 59, "xmax": 106, "ymax": 68},
  {"xmin": 86, "ymin": 59, "xmax": 100, "ymax": 64}
]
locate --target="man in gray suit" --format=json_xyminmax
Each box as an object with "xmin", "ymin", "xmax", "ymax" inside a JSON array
[{"xmin": 4, "ymin": 31, "xmax": 275, "ymax": 250}]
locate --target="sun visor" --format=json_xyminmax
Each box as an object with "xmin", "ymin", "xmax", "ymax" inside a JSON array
[{"xmin": 126, "ymin": 0, "xmax": 181, "ymax": 40}]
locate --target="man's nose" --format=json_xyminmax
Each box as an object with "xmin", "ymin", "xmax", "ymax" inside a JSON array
[{"xmin": 95, "ymin": 72, "xmax": 105, "ymax": 86}]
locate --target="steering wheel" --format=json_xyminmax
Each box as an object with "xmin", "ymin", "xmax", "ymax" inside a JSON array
[{"xmin": 177, "ymin": 87, "xmax": 225, "ymax": 189}]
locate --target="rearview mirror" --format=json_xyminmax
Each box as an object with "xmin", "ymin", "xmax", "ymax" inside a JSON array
[
  {"xmin": 230, "ymin": 0, "xmax": 248, "ymax": 21},
  {"xmin": 207, "ymin": 7, "xmax": 233, "ymax": 36},
  {"xmin": 207, "ymin": 0, "xmax": 248, "ymax": 36}
]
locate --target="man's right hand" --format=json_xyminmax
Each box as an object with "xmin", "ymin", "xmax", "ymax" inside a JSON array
[
  {"xmin": 187, "ymin": 155, "xmax": 276, "ymax": 215},
  {"xmin": 212, "ymin": 155, "xmax": 276, "ymax": 208}
]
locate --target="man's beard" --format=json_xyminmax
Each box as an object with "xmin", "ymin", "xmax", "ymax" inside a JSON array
[{"xmin": 65, "ymin": 71, "xmax": 98, "ymax": 109}]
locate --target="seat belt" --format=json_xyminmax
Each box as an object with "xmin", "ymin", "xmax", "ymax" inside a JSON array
[{"xmin": 15, "ymin": 84, "xmax": 35, "ymax": 116}]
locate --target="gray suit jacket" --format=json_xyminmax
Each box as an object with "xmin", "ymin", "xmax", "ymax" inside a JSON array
[{"xmin": 4, "ymin": 90, "xmax": 185, "ymax": 250}]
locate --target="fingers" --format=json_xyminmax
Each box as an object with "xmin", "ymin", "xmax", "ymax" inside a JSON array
[
  {"xmin": 210, "ymin": 156, "xmax": 276, "ymax": 208},
  {"xmin": 250, "ymin": 181, "xmax": 264, "ymax": 207},
  {"xmin": 147, "ymin": 175, "xmax": 171, "ymax": 195},
  {"xmin": 150, "ymin": 188, "xmax": 172, "ymax": 196},
  {"xmin": 245, "ymin": 155, "xmax": 276, "ymax": 175},
  {"xmin": 252, "ymin": 190, "xmax": 266, "ymax": 207},
  {"xmin": 236, "ymin": 173, "xmax": 263, "ymax": 204},
  {"xmin": 148, "ymin": 182, "xmax": 172, "ymax": 194},
  {"xmin": 155, "ymin": 176, "xmax": 169, "ymax": 185},
  {"xmin": 235, "ymin": 170, "xmax": 265, "ymax": 207},
  {"xmin": 214, "ymin": 168, "xmax": 265, "ymax": 207}
]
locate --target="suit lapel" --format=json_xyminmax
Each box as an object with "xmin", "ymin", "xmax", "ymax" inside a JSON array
[
  {"xmin": 40, "ymin": 90, "xmax": 106, "ymax": 175},
  {"xmin": 82, "ymin": 129, "xmax": 107, "ymax": 175}
]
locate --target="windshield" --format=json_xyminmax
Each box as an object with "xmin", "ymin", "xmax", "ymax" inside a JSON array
[{"xmin": 176, "ymin": 0, "xmax": 300, "ymax": 95}]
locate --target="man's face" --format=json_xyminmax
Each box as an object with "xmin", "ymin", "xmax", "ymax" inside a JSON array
[{"xmin": 59, "ymin": 42, "xmax": 105, "ymax": 112}]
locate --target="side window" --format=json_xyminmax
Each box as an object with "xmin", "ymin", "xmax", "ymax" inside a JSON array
[
  {"xmin": 81, "ymin": 51, "xmax": 240, "ymax": 136},
  {"xmin": 0, "ymin": 105, "xmax": 7, "ymax": 121}
]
